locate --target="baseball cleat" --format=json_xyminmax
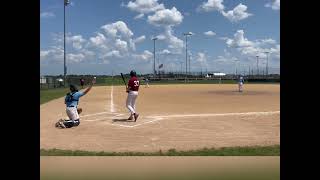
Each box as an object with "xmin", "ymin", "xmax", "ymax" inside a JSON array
[
  {"xmin": 55, "ymin": 122, "xmax": 60, "ymax": 128},
  {"xmin": 56, "ymin": 119, "xmax": 66, "ymax": 128},
  {"xmin": 59, "ymin": 121, "xmax": 66, "ymax": 128},
  {"xmin": 128, "ymin": 115, "xmax": 133, "ymax": 120},
  {"xmin": 55, "ymin": 119, "xmax": 63, "ymax": 128},
  {"xmin": 134, "ymin": 113, "xmax": 139, "ymax": 122}
]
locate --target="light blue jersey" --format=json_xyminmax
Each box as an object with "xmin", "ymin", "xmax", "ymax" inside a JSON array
[
  {"xmin": 65, "ymin": 91, "xmax": 84, "ymax": 107},
  {"xmin": 239, "ymin": 77, "xmax": 244, "ymax": 83}
]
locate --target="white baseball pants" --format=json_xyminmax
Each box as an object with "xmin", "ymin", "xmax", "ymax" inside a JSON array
[
  {"xmin": 66, "ymin": 107, "xmax": 80, "ymax": 120},
  {"xmin": 126, "ymin": 91, "xmax": 138, "ymax": 114}
]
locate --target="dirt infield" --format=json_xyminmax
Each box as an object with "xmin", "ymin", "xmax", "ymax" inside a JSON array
[{"xmin": 40, "ymin": 84, "xmax": 280, "ymax": 152}]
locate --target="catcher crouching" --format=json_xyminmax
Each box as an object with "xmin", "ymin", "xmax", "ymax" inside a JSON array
[{"xmin": 55, "ymin": 78, "xmax": 95, "ymax": 128}]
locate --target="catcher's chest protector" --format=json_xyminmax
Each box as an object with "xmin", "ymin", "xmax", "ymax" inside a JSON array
[{"xmin": 66, "ymin": 92, "xmax": 78, "ymax": 103}]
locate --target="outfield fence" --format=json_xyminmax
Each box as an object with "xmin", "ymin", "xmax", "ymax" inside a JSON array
[{"xmin": 40, "ymin": 73, "xmax": 280, "ymax": 90}]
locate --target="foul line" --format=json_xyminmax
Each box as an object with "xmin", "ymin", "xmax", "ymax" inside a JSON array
[
  {"xmin": 110, "ymin": 85, "xmax": 115, "ymax": 113},
  {"xmin": 80, "ymin": 111, "xmax": 113, "ymax": 118},
  {"xmin": 148, "ymin": 111, "xmax": 280, "ymax": 119},
  {"xmin": 81, "ymin": 111, "xmax": 280, "ymax": 128}
]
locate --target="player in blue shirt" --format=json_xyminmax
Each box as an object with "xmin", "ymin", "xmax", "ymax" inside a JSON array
[
  {"xmin": 238, "ymin": 75, "xmax": 244, "ymax": 92},
  {"xmin": 56, "ymin": 77, "xmax": 96, "ymax": 128}
]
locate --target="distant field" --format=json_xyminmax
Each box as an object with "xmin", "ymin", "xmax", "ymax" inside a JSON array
[
  {"xmin": 40, "ymin": 88, "xmax": 70, "ymax": 104},
  {"xmin": 40, "ymin": 79, "xmax": 279, "ymax": 104}
]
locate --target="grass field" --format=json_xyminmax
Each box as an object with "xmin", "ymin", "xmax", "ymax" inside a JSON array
[
  {"xmin": 40, "ymin": 145, "xmax": 279, "ymax": 156},
  {"xmin": 40, "ymin": 88, "xmax": 70, "ymax": 104},
  {"xmin": 40, "ymin": 79, "xmax": 279, "ymax": 104}
]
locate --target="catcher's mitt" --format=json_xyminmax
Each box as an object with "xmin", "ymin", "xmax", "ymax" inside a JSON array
[{"xmin": 77, "ymin": 108, "xmax": 82, "ymax": 114}]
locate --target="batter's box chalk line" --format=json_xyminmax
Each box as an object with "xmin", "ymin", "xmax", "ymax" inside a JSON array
[{"xmin": 80, "ymin": 111, "xmax": 280, "ymax": 128}]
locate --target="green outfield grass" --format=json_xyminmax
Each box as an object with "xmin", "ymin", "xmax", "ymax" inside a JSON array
[
  {"xmin": 40, "ymin": 88, "xmax": 70, "ymax": 104},
  {"xmin": 40, "ymin": 80, "xmax": 279, "ymax": 104},
  {"xmin": 94, "ymin": 77, "xmax": 279, "ymax": 86},
  {"xmin": 40, "ymin": 145, "xmax": 279, "ymax": 156},
  {"xmin": 41, "ymin": 171, "xmax": 280, "ymax": 180}
]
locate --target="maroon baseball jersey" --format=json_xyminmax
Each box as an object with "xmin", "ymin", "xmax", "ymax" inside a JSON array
[{"xmin": 128, "ymin": 76, "xmax": 140, "ymax": 91}]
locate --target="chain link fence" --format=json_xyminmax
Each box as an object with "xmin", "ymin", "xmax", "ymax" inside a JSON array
[
  {"xmin": 41, "ymin": 73, "xmax": 280, "ymax": 90},
  {"xmin": 40, "ymin": 75, "xmax": 112, "ymax": 90}
]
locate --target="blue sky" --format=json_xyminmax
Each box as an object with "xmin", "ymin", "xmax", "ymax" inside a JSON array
[{"xmin": 40, "ymin": 0, "xmax": 280, "ymax": 75}]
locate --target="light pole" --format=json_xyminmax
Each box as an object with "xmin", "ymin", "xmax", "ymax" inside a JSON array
[
  {"xmin": 256, "ymin": 55, "xmax": 259, "ymax": 75},
  {"xmin": 152, "ymin": 37, "xmax": 158, "ymax": 77},
  {"xmin": 189, "ymin": 53, "xmax": 191, "ymax": 76},
  {"xmin": 265, "ymin": 51, "xmax": 269, "ymax": 76},
  {"xmin": 183, "ymin": 32, "xmax": 192, "ymax": 82},
  {"xmin": 234, "ymin": 59, "xmax": 239, "ymax": 76},
  {"xmin": 179, "ymin": 61, "xmax": 183, "ymax": 78},
  {"xmin": 64, "ymin": 0, "xmax": 70, "ymax": 86}
]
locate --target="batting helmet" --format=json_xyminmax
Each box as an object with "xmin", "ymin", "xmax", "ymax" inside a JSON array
[
  {"xmin": 69, "ymin": 84, "xmax": 78, "ymax": 92},
  {"xmin": 130, "ymin": 70, "xmax": 137, "ymax": 77}
]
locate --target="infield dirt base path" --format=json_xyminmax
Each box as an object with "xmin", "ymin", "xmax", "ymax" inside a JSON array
[{"xmin": 40, "ymin": 84, "xmax": 280, "ymax": 152}]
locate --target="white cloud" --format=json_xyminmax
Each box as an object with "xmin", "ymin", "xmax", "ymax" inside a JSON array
[
  {"xmin": 66, "ymin": 35, "xmax": 86, "ymax": 50},
  {"xmin": 197, "ymin": 1, "xmax": 252, "ymax": 22},
  {"xmin": 164, "ymin": 27, "xmax": 184, "ymax": 54},
  {"xmin": 159, "ymin": 49, "xmax": 171, "ymax": 54},
  {"xmin": 115, "ymin": 39, "xmax": 128, "ymax": 52},
  {"xmin": 104, "ymin": 50, "xmax": 121, "ymax": 58},
  {"xmin": 40, "ymin": 46, "xmax": 64, "ymax": 64},
  {"xmin": 67, "ymin": 53, "xmax": 85, "ymax": 63},
  {"xmin": 204, "ymin": 31, "xmax": 216, "ymax": 36},
  {"xmin": 126, "ymin": 0, "xmax": 165, "ymax": 14},
  {"xmin": 101, "ymin": 21, "xmax": 134, "ymax": 38},
  {"xmin": 153, "ymin": 28, "xmax": 184, "ymax": 54},
  {"xmin": 88, "ymin": 21, "xmax": 138, "ymax": 54},
  {"xmin": 196, "ymin": 52, "xmax": 207, "ymax": 63},
  {"xmin": 40, "ymin": 50, "xmax": 50, "ymax": 59},
  {"xmin": 259, "ymin": 39, "xmax": 277, "ymax": 45},
  {"xmin": 225, "ymin": 30, "xmax": 254, "ymax": 48},
  {"xmin": 133, "ymin": 50, "xmax": 153, "ymax": 61},
  {"xmin": 41, "ymin": 21, "xmax": 149, "ymax": 66},
  {"xmin": 40, "ymin": 12, "xmax": 55, "ymax": 18},
  {"xmin": 265, "ymin": 0, "xmax": 280, "ymax": 10},
  {"xmin": 156, "ymin": 34, "xmax": 166, "ymax": 40},
  {"xmin": 134, "ymin": 13, "xmax": 145, "ymax": 19},
  {"xmin": 221, "ymin": 3, "xmax": 252, "ymax": 22},
  {"xmin": 269, "ymin": 44, "xmax": 280, "ymax": 59},
  {"xmin": 147, "ymin": 7, "xmax": 183, "ymax": 27},
  {"xmin": 134, "ymin": 35, "xmax": 146, "ymax": 43},
  {"xmin": 90, "ymin": 33, "xmax": 106, "ymax": 46},
  {"xmin": 197, "ymin": 0, "xmax": 224, "ymax": 12},
  {"xmin": 215, "ymin": 55, "xmax": 237, "ymax": 63},
  {"xmin": 224, "ymin": 30, "xmax": 280, "ymax": 60}
]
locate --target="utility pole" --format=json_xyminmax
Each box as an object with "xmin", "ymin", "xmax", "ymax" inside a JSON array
[
  {"xmin": 265, "ymin": 51, "xmax": 269, "ymax": 77},
  {"xmin": 183, "ymin": 32, "xmax": 192, "ymax": 82},
  {"xmin": 256, "ymin": 55, "xmax": 259, "ymax": 75},
  {"xmin": 64, "ymin": 0, "xmax": 70, "ymax": 86},
  {"xmin": 152, "ymin": 37, "xmax": 158, "ymax": 77}
]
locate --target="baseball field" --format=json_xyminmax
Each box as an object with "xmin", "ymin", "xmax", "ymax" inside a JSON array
[{"xmin": 40, "ymin": 83, "xmax": 279, "ymax": 153}]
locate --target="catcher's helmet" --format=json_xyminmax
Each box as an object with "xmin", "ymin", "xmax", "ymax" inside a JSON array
[
  {"xmin": 69, "ymin": 84, "xmax": 78, "ymax": 92},
  {"xmin": 130, "ymin": 70, "xmax": 137, "ymax": 77}
]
